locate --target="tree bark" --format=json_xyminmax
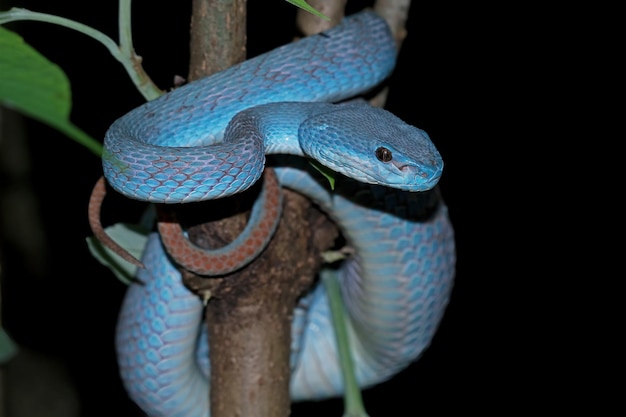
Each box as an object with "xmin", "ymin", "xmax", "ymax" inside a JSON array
[
  {"xmin": 189, "ymin": 0, "xmax": 247, "ymax": 80},
  {"xmin": 184, "ymin": 1, "xmax": 338, "ymax": 416}
]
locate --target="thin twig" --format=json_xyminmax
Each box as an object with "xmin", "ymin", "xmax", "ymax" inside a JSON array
[{"xmin": 0, "ymin": 7, "xmax": 162, "ymax": 101}]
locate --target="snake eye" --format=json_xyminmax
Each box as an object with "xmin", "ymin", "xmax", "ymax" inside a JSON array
[{"xmin": 375, "ymin": 147, "xmax": 393, "ymax": 163}]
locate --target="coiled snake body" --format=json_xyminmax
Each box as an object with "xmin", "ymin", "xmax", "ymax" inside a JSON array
[{"xmin": 105, "ymin": 11, "xmax": 455, "ymax": 417}]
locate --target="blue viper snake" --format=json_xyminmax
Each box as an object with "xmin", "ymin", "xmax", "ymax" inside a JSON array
[{"xmin": 102, "ymin": 11, "xmax": 456, "ymax": 416}]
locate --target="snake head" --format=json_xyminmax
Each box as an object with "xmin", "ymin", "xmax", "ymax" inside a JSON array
[{"xmin": 299, "ymin": 102, "xmax": 444, "ymax": 192}]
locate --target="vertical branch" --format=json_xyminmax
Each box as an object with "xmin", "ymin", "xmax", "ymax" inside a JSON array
[
  {"xmin": 188, "ymin": 0, "xmax": 246, "ymax": 81},
  {"xmin": 182, "ymin": 1, "xmax": 412, "ymax": 415},
  {"xmin": 187, "ymin": 2, "xmax": 252, "ymax": 416},
  {"xmin": 371, "ymin": 0, "xmax": 412, "ymax": 108},
  {"xmin": 296, "ymin": 0, "xmax": 347, "ymax": 34},
  {"xmin": 297, "ymin": 1, "xmax": 412, "ymax": 110},
  {"xmin": 184, "ymin": 2, "xmax": 338, "ymax": 417},
  {"xmin": 374, "ymin": 0, "xmax": 412, "ymax": 48}
]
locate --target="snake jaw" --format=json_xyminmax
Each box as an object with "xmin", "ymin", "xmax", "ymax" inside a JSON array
[
  {"xmin": 414, "ymin": 163, "xmax": 444, "ymax": 190},
  {"xmin": 374, "ymin": 158, "xmax": 442, "ymax": 191}
]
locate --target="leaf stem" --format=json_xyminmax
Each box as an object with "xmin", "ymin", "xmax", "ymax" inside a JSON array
[
  {"xmin": 118, "ymin": 0, "xmax": 133, "ymax": 57},
  {"xmin": 57, "ymin": 122, "xmax": 103, "ymax": 157},
  {"xmin": 1, "ymin": 8, "xmax": 118, "ymax": 55},
  {"xmin": 0, "ymin": 6, "xmax": 162, "ymax": 101},
  {"xmin": 116, "ymin": 0, "xmax": 162, "ymax": 101}
]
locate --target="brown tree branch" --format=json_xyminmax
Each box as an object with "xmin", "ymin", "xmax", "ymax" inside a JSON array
[
  {"xmin": 183, "ymin": 1, "xmax": 338, "ymax": 416},
  {"xmin": 369, "ymin": 0, "xmax": 412, "ymax": 108},
  {"xmin": 180, "ymin": 1, "xmax": 413, "ymax": 415},
  {"xmin": 374, "ymin": 0, "xmax": 412, "ymax": 49},
  {"xmin": 189, "ymin": 0, "xmax": 246, "ymax": 80},
  {"xmin": 296, "ymin": 0, "xmax": 347, "ymax": 34}
]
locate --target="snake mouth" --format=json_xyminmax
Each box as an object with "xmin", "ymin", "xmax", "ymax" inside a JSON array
[{"xmin": 387, "ymin": 160, "xmax": 443, "ymax": 191}]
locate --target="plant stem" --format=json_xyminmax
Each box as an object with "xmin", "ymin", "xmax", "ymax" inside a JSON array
[
  {"xmin": 323, "ymin": 271, "xmax": 370, "ymax": 417},
  {"xmin": 0, "ymin": 6, "xmax": 162, "ymax": 101},
  {"xmin": 118, "ymin": 0, "xmax": 133, "ymax": 57},
  {"xmin": 56, "ymin": 122, "xmax": 103, "ymax": 157},
  {"xmin": 0, "ymin": 8, "xmax": 118, "ymax": 55},
  {"xmin": 116, "ymin": 0, "xmax": 161, "ymax": 101}
]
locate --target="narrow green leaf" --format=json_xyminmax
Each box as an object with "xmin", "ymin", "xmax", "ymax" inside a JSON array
[
  {"xmin": 322, "ymin": 270, "xmax": 370, "ymax": 417},
  {"xmin": 284, "ymin": 0, "xmax": 330, "ymax": 21},
  {"xmin": 309, "ymin": 159, "xmax": 336, "ymax": 190},
  {"xmin": 0, "ymin": 25, "xmax": 102, "ymax": 156}
]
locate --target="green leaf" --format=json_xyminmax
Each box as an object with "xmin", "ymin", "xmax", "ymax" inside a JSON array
[
  {"xmin": 0, "ymin": 25, "xmax": 102, "ymax": 156},
  {"xmin": 284, "ymin": 0, "xmax": 330, "ymax": 21},
  {"xmin": 322, "ymin": 270, "xmax": 370, "ymax": 417},
  {"xmin": 0, "ymin": 327, "xmax": 18, "ymax": 364},
  {"xmin": 309, "ymin": 159, "xmax": 336, "ymax": 190},
  {"xmin": 86, "ymin": 223, "xmax": 150, "ymax": 285}
]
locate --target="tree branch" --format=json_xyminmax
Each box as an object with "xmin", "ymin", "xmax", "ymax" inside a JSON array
[{"xmin": 184, "ymin": 1, "xmax": 338, "ymax": 416}]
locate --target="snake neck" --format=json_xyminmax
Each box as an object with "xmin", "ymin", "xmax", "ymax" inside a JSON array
[{"xmin": 223, "ymin": 102, "xmax": 337, "ymax": 156}]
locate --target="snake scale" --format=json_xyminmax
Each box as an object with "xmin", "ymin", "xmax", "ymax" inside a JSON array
[{"xmin": 103, "ymin": 11, "xmax": 456, "ymax": 417}]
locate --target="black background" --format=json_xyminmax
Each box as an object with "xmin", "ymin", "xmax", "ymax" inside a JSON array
[{"xmin": 1, "ymin": 1, "xmax": 619, "ymax": 416}]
